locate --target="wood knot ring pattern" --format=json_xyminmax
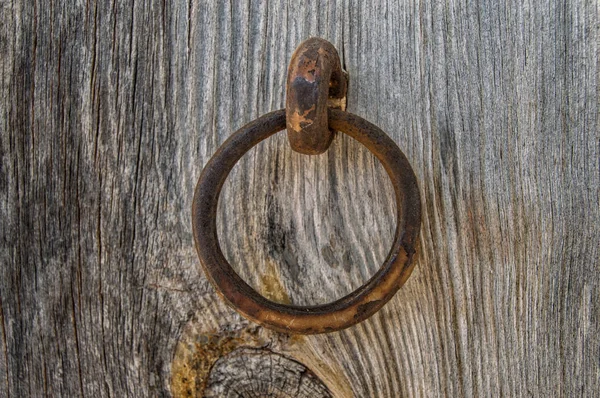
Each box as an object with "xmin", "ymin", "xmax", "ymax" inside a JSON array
[
  {"xmin": 203, "ymin": 347, "xmax": 332, "ymax": 397},
  {"xmin": 192, "ymin": 108, "xmax": 421, "ymax": 334}
]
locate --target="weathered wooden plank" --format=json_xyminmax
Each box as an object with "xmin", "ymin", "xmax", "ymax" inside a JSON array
[{"xmin": 1, "ymin": 0, "xmax": 598, "ymax": 396}]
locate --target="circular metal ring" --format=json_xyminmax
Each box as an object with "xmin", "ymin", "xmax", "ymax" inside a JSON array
[{"xmin": 192, "ymin": 108, "xmax": 421, "ymax": 334}]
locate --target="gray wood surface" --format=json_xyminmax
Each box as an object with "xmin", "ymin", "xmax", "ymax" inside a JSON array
[{"xmin": 1, "ymin": 0, "xmax": 599, "ymax": 396}]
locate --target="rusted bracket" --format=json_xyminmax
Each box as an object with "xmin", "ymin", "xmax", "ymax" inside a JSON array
[{"xmin": 286, "ymin": 37, "xmax": 348, "ymax": 155}]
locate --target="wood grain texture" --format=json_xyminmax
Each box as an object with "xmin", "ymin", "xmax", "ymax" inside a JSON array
[
  {"xmin": 203, "ymin": 347, "xmax": 332, "ymax": 397},
  {"xmin": 1, "ymin": 0, "xmax": 598, "ymax": 397}
]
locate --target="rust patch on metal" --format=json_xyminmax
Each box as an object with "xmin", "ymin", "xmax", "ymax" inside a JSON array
[
  {"xmin": 287, "ymin": 104, "xmax": 316, "ymax": 133},
  {"xmin": 354, "ymin": 300, "xmax": 383, "ymax": 320},
  {"xmin": 293, "ymin": 58, "xmax": 319, "ymax": 83}
]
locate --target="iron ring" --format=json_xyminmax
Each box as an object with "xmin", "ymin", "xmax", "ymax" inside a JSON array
[{"xmin": 192, "ymin": 108, "xmax": 421, "ymax": 334}]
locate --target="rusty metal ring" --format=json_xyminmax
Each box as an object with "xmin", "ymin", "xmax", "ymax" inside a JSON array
[{"xmin": 192, "ymin": 108, "xmax": 421, "ymax": 334}]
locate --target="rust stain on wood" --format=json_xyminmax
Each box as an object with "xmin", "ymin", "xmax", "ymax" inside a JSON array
[
  {"xmin": 171, "ymin": 326, "xmax": 265, "ymax": 397},
  {"xmin": 259, "ymin": 259, "xmax": 292, "ymax": 305},
  {"xmin": 170, "ymin": 320, "xmax": 352, "ymax": 397}
]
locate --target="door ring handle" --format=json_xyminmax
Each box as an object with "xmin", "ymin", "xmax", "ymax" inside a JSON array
[{"xmin": 192, "ymin": 107, "xmax": 421, "ymax": 334}]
